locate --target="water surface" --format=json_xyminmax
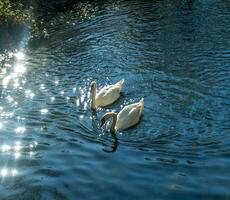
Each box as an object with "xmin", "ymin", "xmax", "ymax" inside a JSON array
[{"xmin": 0, "ymin": 0, "xmax": 230, "ymax": 199}]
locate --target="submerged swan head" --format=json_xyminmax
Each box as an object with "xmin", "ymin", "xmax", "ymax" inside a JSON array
[{"xmin": 100, "ymin": 112, "xmax": 117, "ymax": 133}]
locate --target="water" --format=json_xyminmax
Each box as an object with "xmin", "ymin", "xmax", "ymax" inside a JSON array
[{"xmin": 0, "ymin": 0, "xmax": 230, "ymax": 199}]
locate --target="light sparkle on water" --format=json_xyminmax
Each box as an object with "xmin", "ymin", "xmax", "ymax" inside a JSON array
[
  {"xmin": 0, "ymin": 122, "xmax": 3, "ymax": 129},
  {"xmin": 1, "ymin": 144, "xmax": 11, "ymax": 152},
  {"xmin": 54, "ymin": 80, "xmax": 59, "ymax": 85},
  {"xmin": 40, "ymin": 84, "xmax": 45, "ymax": 90},
  {"xmin": 15, "ymin": 52, "xmax": 25, "ymax": 60},
  {"xmin": 1, "ymin": 168, "xmax": 8, "ymax": 177},
  {"xmin": 15, "ymin": 126, "xmax": 26, "ymax": 134},
  {"xmin": 41, "ymin": 109, "xmax": 48, "ymax": 114},
  {"xmin": 0, "ymin": 168, "xmax": 18, "ymax": 177},
  {"xmin": 14, "ymin": 64, "xmax": 26, "ymax": 74}
]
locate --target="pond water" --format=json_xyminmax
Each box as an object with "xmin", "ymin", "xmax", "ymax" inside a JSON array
[{"xmin": 0, "ymin": 0, "xmax": 230, "ymax": 199}]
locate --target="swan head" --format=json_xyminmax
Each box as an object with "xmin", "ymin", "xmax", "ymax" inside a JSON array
[
  {"xmin": 100, "ymin": 112, "xmax": 117, "ymax": 133},
  {"xmin": 90, "ymin": 81, "xmax": 96, "ymax": 92}
]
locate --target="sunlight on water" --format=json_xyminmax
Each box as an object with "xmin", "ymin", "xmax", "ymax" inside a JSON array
[
  {"xmin": 3, "ymin": 75, "xmax": 12, "ymax": 88},
  {"xmin": 11, "ymin": 169, "xmax": 18, "ymax": 176},
  {"xmin": 14, "ymin": 152, "xmax": 21, "ymax": 159},
  {"xmin": 17, "ymin": 116, "xmax": 25, "ymax": 121},
  {"xmin": 40, "ymin": 84, "xmax": 45, "ymax": 90},
  {"xmin": 13, "ymin": 79, "xmax": 20, "ymax": 88},
  {"xmin": 0, "ymin": 43, "xmax": 34, "ymax": 183},
  {"xmin": 60, "ymin": 90, "xmax": 64, "ymax": 96},
  {"xmin": 14, "ymin": 141, "xmax": 22, "ymax": 159},
  {"xmin": 50, "ymin": 96, "xmax": 55, "ymax": 102},
  {"xmin": 0, "ymin": 1, "xmax": 229, "ymax": 198},
  {"xmin": 14, "ymin": 64, "xmax": 26, "ymax": 74},
  {"xmin": 6, "ymin": 96, "xmax": 14, "ymax": 103},
  {"xmin": 0, "ymin": 122, "xmax": 3, "ymax": 129},
  {"xmin": 0, "ymin": 112, "xmax": 14, "ymax": 118},
  {"xmin": 1, "ymin": 168, "xmax": 8, "ymax": 177},
  {"xmin": 2, "ymin": 51, "xmax": 27, "ymax": 90},
  {"xmin": 80, "ymin": 92, "xmax": 85, "ymax": 103},
  {"xmin": 76, "ymin": 86, "xmax": 88, "ymax": 110},
  {"xmin": 14, "ymin": 141, "xmax": 22, "ymax": 151},
  {"xmin": 41, "ymin": 108, "xmax": 48, "ymax": 114},
  {"xmin": 76, "ymin": 99, "xmax": 80, "ymax": 107},
  {"xmin": 15, "ymin": 52, "xmax": 25, "ymax": 60},
  {"xmin": 0, "ymin": 168, "xmax": 18, "ymax": 177},
  {"xmin": 29, "ymin": 151, "xmax": 34, "ymax": 157},
  {"xmin": 15, "ymin": 126, "xmax": 26, "ymax": 134},
  {"xmin": 1, "ymin": 144, "xmax": 11, "ymax": 152},
  {"xmin": 54, "ymin": 80, "xmax": 59, "ymax": 85},
  {"xmin": 25, "ymin": 89, "xmax": 35, "ymax": 99}
]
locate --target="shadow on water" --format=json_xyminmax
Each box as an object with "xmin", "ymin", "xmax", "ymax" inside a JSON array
[{"xmin": 0, "ymin": 0, "xmax": 230, "ymax": 199}]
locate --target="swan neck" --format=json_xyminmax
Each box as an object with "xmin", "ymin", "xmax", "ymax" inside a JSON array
[
  {"xmin": 91, "ymin": 86, "xmax": 96, "ymax": 110},
  {"xmin": 110, "ymin": 113, "xmax": 117, "ymax": 133}
]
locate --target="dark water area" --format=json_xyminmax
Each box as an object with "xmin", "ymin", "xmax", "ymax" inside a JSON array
[{"xmin": 0, "ymin": 0, "xmax": 230, "ymax": 199}]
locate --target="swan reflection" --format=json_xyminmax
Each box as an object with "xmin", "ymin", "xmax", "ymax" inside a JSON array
[{"xmin": 102, "ymin": 134, "xmax": 119, "ymax": 153}]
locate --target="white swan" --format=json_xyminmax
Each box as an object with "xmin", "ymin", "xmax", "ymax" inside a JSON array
[
  {"xmin": 100, "ymin": 98, "xmax": 144, "ymax": 133},
  {"xmin": 90, "ymin": 79, "xmax": 124, "ymax": 110}
]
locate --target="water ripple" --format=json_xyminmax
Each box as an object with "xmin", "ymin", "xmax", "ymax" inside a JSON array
[{"xmin": 0, "ymin": 0, "xmax": 230, "ymax": 199}]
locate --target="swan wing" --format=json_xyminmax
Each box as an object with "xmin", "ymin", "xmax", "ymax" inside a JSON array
[
  {"xmin": 116, "ymin": 98, "xmax": 144, "ymax": 130},
  {"xmin": 96, "ymin": 80, "xmax": 124, "ymax": 107}
]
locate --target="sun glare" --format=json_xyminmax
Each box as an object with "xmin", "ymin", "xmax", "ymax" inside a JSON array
[
  {"xmin": 14, "ymin": 64, "xmax": 26, "ymax": 74},
  {"xmin": 15, "ymin": 52, "xmax": 25, "ymax": 60}
]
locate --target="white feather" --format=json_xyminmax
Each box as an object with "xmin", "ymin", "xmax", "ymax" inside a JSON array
[
  {"xmin": 116, "ymin": 98, "xmax": 144, "ymax": 130},
  {"xmin": 95, "ymin": 79, "xmax": 124, "ymax": 107}
]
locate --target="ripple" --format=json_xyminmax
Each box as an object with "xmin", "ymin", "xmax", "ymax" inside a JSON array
[{"xmin": 0, "ymin": 0, "xmax": 230, "ymax": 199}]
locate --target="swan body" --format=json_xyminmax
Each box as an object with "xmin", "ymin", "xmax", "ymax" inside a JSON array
[
  {"xmin": 100, "ymin": 98, "xmax": 144, "ymax": 133},
  {"xmin": 91, "ymin": 79, "xmax": 124, "ymax": 110}
]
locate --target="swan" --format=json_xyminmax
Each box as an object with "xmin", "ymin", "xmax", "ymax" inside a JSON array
[
  {"xmin": 100, "ymin": 98, "xmax": 144, "ymax": 133},
  {"xmin": 90, "ymin": 79, "xmax": 124, "ymax": 110}
]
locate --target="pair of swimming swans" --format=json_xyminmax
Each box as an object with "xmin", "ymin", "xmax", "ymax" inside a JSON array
[{"xmin": 90, "ymin": 80, "xmax": 144, "ymax": 133}]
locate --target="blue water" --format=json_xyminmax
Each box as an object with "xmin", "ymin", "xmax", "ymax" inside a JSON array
[{"xmin": 0, "ymin": 0, "xmax": 230, "ymax": 199}]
